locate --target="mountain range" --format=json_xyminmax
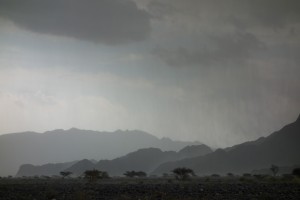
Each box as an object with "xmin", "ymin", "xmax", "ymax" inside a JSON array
[
  {"xmin": 0, "ymin": 128, "xmax": 202, "ymax": 176},
  {"xmin": 153, "ymin": 114, "xmax": 300, "ymax": 175},
  {"xmin": 16, "ymin": 114, "xmax": 300, "ymax": 176},
  {"xmin": 16, "ymin": 144, "xmax": 212, "ymax": 177}
]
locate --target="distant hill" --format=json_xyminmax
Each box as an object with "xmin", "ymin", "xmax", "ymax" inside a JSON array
[
  {"xmin": 16, "ymin": 144, "xmax": 212, "ymax": 177},
  {"xmin": 16, "ymin": 161, "xmax": 77, "ymax": 177},
  {"xmin": 93, "ymin": 148, "xmax": 178, "ymax": 176},
  {"xmin": 0, "ymin": 128, "xmax": 202, "ymax": 176},
  {"xmin": 178, "ymin": 145, "xmax": 212, "ymax": 158},
  {"xmin": 153, "ymin": 114, "xmax": 300, "ymax": 175},
  {"xmin": 94, "ymin": 144, "xmax": 212, "ymax": 176},
  {"xmin": 64, "ymin": 159, "xmax": 95, "ymax": 176}
]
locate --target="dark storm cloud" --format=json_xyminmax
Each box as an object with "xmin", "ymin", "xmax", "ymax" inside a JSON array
[
  {"xmin": 147, "ymin": 0, "xmax": 300, "ymax": 68},
  {"xmin": 154, "ymin": 32, "xmax": 265, "ymax": 67},
  {"xmin": 147, "ymin": 0, "xmax": 300, "ymax": 29},
  {"xmin": 0, "ymin": 0, "xmax": 151, "ymax": 44},
  {"xmin": 236, "ymin": 0, "xmax": 300, "ymax": 29}
]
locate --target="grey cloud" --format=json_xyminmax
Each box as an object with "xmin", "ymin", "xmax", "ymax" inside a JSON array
[
  {"xmin": 240, "ymin": 0, "xmax": 300, "ymax": 29},
  {"xmin": 147, "ymin": 0, "xmax": 300, "ymax": 68},
  {"xmin": 146, "ymin": 0, "xmax": 300, "ymax": 30},
  {"xmin": 154, "ymin": 32, "xmax": 265, "ymax": 67},
  {"xmin": 146, "ymin": 1, "xmax": 176, "ymax": 19},
  {"xmin": 0, "ymin": 0, "xmax": 151, "ymax": 44}
]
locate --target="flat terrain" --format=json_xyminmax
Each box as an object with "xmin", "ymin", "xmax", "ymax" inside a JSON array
[{"xmin": 0, "ymin": 178, "xmax": 299, "ymax": 200}]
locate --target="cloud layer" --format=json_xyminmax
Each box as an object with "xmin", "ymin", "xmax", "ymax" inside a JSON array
[
  {"xmin": 145, "ymin": 0, "xmax": 300, "ymax": 29},
  {"xmin": 154, "ymin": 32, "xmax": 265, "ymax": 67},
  {"xmin": 143, "ymin": 0, "xmax": 300, "ymax": 67},
  {"xmin": 0, "ymin": 0, "xmax": 151, "ymax": 44}
]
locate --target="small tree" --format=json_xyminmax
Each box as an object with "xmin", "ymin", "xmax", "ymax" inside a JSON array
[
  {"xmin": 84, "ymin": 169, "xmax": 109, "ymax": 182},
  {"xmin": 60, "ymin": 171, "xmax": 72, "ymax": 178},
  {"xmin": 292, "ymin": 168, "xmax": 300, "ymax": 178},
  {"xmin": 172, "ymin": 167, "xmax": 195, "ymax": 181},
  {"xmin": 270, "ymin": 165, "xmax": 279, "ymax": 176},
  {"xmin": 124, "ymin": 171, "xmax": 147, "ymax": 178},
  {"xmin": 227, "ymin": 173, "xmax": 234, "ymax": 177},
  {"xmin": 136, "ymin": 171, "xmax": 147, "ymax": 177}
]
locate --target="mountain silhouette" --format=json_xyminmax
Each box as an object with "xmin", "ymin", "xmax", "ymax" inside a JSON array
[
  {"xmin": 178, "ymin": 145, "xmax": 212, "ymax": 158},
  {"xmin": 16, "ymin": 144, "xmax": 212, "ymax": 177},
  {"xmin": 64, "ymin": 159, "xmax": 95, "ymax": 176},
  {"xmin": 153, "ymin": 114, "xmax": 300, "ymax": 175},
  {"xmin": 0, "ymin": 129, "xmax": 202, "ymax": 176},
  {"xmin": 94, "ymin": 148, "xmax": 177, "ymax": 176},
  {"xmin": 16, "ymin": 161, "xmax": 77, "ymax": 177}
]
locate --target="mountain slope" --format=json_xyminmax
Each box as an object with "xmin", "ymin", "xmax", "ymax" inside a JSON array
[
  {"xmin": 17, "ymin": 144, "xmax": 212, "ymax": 177},
  {"xmin": 93, "ymin": 144, "xmax": 212, "ymax": 176},
  {"xmin": 94, "ymin": 148, "xmax": 177, "ymax": 176},
  {"xmin": 0, "ymin": 128, "xmax": 202, "ymax": 176},
  {"xmin": 178, "ymin": 144, "xmax": 212, "ymax": 158},
  {"xmin": 153, "ymin": 114, "xmax": 300, "ymax": 175},
  {"xmin": 15, "ymin": 161, "xmax": 77, "ymax": 177}
]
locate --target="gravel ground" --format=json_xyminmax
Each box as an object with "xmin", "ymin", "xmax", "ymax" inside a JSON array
[{"xmin": 0, "ymin": 178, "xmax": 299, "ymax": 200}]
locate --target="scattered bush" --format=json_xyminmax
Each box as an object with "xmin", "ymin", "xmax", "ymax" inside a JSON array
[
  {"xmin": 292, "ymin": 168, "xmax": 300, "ymax": 178},
  {"xmin": 123, "ymin": 171, "xmax": 147, "ymax": 178},
  {"xmin": 60, "ymin": 171, "xmax": 72, "ymax": 178},
  {"xmin": 172, "ymin": 167, "xmax": 195, "ymax": 181},
  {"xmin": 84, "ymin": 169, "xmax": 109, "ymax": 182}
]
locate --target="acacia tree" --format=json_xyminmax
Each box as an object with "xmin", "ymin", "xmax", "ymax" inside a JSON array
[
  {"xmin": 172, "ymin": 167, "xmax": 195, "ymax": 181},
  {"xmin": 60, "ymin": 171, "xmax": 72, "ymax": 179},
  {"xmin": 136, "ymin": 171, "xmax": 147, "ymax": 177},
  {"xmin": 270, "ymin": 165, "xmax": 279, "ymax": 176},
  {"xmin": 124, "ymin": 171, "xmax": 147, "ymax": 178},
  {"xmin": 84, "ymin": 169, "xmax": 109, "ymax": 182}
]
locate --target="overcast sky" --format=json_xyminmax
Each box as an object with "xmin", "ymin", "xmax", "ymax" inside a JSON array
[{"xmin": 0, "ymin": 0, "xmax": 299, "ymax": 148}]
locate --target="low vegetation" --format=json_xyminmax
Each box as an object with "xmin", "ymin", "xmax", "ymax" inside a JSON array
[
  {"xmin": 60, "ymin": 171, "xmax": 73, "ymax": 178},
  {"xmin": 1, "ymin": 167, "xmax": 300, "ymax": 199},
  {"xmin": 0, "ymin": 174, "xmax": 299, "ymax": 200},
  {"xmin": 123, "ymin": 171, "xmax": 147, "ymax": 178},
  {"xmin": 84, "ymin": 169, "xmax": 109, "ymax": 182},
  {"xmin": 172, "ymin": 167, "xmax": 195, "ymax": 180}
]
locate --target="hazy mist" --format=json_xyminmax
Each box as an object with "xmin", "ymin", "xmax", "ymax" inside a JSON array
[{"xmin": 0, "ymin": 0, "xmax": 299, "ymax": 148}]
